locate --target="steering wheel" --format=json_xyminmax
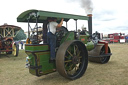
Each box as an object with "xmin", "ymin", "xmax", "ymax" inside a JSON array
[{"xmin": 56, "ymin": 26, "xmax": 68, "ymax": 39}]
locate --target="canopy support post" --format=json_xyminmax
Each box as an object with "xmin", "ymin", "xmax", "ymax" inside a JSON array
[
  {"xmin": 75, "ymin": 19, "xmax": 78, "ymax": 32},
  {"xmin": 66, "ymin": 21, "xmax": 68, "ymax": 28},
  {"xmin": 35, "ymin": 14, "xmax": 39, "ymax": 44},
  {"xmin": 27, "ymin": 19, "xmax": 30, "ymax": 38}
]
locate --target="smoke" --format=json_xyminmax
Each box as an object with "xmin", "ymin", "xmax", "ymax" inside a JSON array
[
  {"xmin": 80, "ymin": 0, "xmax": 93, "ymax": 14},
  {"xmin": 65, "ymin": 0, "xmax": 93, "ymax": 14}
]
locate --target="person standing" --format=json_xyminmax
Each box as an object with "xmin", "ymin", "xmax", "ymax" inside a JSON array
[
  {"xmin": 47, "ymin": 18, "xmax": 63, "ymax": 62},
  {"xmin": 20, "ymin": 41, "xmax": 24, "ymax": 49},
  {"xmin": 15, "ymin": 41, "xmax": 19, "ymax": 51},
  {"xmin": 125, "ymin": 36, "xmax": 128, "ymax": 43}
]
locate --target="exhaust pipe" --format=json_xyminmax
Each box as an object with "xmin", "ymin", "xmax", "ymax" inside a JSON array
[{"xmin": 87, "ymin": 14, "xmax": 92, "ymax": 38}]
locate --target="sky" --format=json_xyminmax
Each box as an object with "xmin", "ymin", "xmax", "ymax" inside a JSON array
[{"xmin": 0, "ymin": 0, "xmax": 128, "ymax": 35}]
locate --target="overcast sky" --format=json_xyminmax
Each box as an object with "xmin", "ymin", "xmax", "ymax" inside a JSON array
[{"xmin": 0, "ymin": 0, "xmax": 128, "ymax": 35}]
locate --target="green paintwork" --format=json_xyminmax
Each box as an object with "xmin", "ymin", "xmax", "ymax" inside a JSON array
[
  {"xmin": 26, "ymin": 52, "xmax": 36, "ymax": 75},
  {"xmin": 60, "ymin": 32, "xmax": 75, "ymax": 44},
  {"xmin": 79, "ymin": 35, "xmax": 88, "ymax": 44},
  {"xmin": 25, "ymin": 44, "xmax": 49, "ymax": 51},
  {"xmin": 25, "ymin": 44, "xmax": 56, "ymax": 76},
  {"xmin": 35, "ymin": 52, "xmax": 56, "ymax": 75},
  {"xmin": 79, "ymin": 34, "xmax": 94, "ymax": 51},
  {"xmin": 17, "ymin": 9, "xmax": 89, "ymax": 23},
  {"xmin": 79, "ymin": 31, "xmax": 90, "ymax": 44},
  {"xmin": 86, "ymin": 41, "xmax": 94, "ymax": 51}
]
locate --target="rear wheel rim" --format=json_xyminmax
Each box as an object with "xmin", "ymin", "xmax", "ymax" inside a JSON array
[
  {"xmin": 56, "ymin": 41, "xmax": 88, "ymax": 79},
  {"xmin": 13, "ymin": 45, "xmax": 16, "ymax": 56},
  {"xmin": 65, "ymin": 43, "xmax": 83, "ymax": 76}
]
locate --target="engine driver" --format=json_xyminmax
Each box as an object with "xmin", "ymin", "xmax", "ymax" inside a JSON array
[{"xmin": 47, "ymin": 17, "xmax": 63, "ymax": 62}]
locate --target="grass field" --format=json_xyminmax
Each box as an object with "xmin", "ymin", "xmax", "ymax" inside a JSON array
[{"xmin": 0, "ymin": 44, "xmax": 128, "ymax": 85}]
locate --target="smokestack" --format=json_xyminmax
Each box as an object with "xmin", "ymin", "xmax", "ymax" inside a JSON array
[
  {"xmin": 80, "ymin": 0, "xmax": 93, "ymax": 37},
  {"xmin": 87, "ymin": 14, "xmax": 92, "ymax": 37}
]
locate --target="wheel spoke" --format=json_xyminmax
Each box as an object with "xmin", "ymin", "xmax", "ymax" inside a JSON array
[
  {"xmin": 74, "ymin": 45, "xmax": 78, "ymax": 55},
  {"xmin": 78, "ymin": 56, "xmax": 82, "ymax": 59},
  {"xmin": 65, "ymin": 56, "xmax": 68, "ymax": 58},
  {"xmin": 67, "ymin": 64, "xmax": 74, "ymax": 74},
  {"xmin": 77, "ymin": 51, "xmax": 81, "ymax": 57},
  {"xmin": 69, "ymin": 64, "xmax": 74, "ymax": 71},
  {"xmin": 64, "ymin": 60, "xmax": 72, "ymax": 63},
  {"xmin": 65, "ymin": 63, "xmax": 68, "ymax": 68},
  {"xmin": 67, "ymin": 50, "xmax": 73, "ymax": 57}
]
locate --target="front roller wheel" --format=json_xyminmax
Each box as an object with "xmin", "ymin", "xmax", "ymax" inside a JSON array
[
  {"xmin": 99, "ymin": 46, "xmax": 111, "ymax": 63},
  {"xmin": 89, "ymin": 45, "xmax": 111, "ymax": 64},
  {"xmin": 56, "ymin": 40, "xmax": 88, "ymax": 80},
  {"xmin": 12, "ymin": 44, "xmax": 19, "ymax": 57}
]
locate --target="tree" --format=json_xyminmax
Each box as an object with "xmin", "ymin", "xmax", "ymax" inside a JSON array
[{"xmin": 13, "ymin": 29, "xmax": 26, "ymax": 41}]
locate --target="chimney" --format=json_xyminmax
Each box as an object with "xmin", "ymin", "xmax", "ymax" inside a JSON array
[{"xmin": 87, "ymin": 14, "xmax": 92, "ymax": 37}]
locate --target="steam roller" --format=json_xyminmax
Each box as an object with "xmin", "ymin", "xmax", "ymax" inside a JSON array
[
  {"xmin": 17, "ymin": 9, "xmax": 112, "ymax": 80},
  {"xmin": 88, "ymin": 41, "xmax": 111, "ymax": 64}
]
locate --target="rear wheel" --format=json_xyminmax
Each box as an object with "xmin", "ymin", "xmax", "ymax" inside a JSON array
[
  {"xmin": 13, "ymin": 44, "xmax": 19, "ymax": 57},
  {"xmin": 56, "ymin": 40, "xmax": 88, "ymax": 80}
]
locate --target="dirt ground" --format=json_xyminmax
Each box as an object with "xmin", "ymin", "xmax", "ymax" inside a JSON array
[{"xmin": 0, "ymin": 43, "xmax": 128, "ymax": 85}]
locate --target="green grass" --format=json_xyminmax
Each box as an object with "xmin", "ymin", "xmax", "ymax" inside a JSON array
[{"xmin": 0, "ymin": 44, "xmax": 128, "ymax": 85}]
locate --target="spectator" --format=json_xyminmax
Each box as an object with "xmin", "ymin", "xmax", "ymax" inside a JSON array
[
  {"xmin": 20, "ymin": 41, "xmax": 24, "ymax": 49},
  {"xmin": 15, "ymin": 41, "xmax": 19, "ymax": 50},
  {"xmin": 125, "ymin": 36, "xmax": 128, "ymax": 43}
]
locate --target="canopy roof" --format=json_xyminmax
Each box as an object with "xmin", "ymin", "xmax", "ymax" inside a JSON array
[
  {"xmin": 17, "ymin": 9, "xmax": 89, "ymax": 23},
  {"xmin": 0, "ymin": 24, "xmax": 21, "ymax": 30}
]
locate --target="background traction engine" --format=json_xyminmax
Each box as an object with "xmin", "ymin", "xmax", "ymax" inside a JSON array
[{"xmin": 0, "ymin": 24, "xmax": 20, "ymax": 56}]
